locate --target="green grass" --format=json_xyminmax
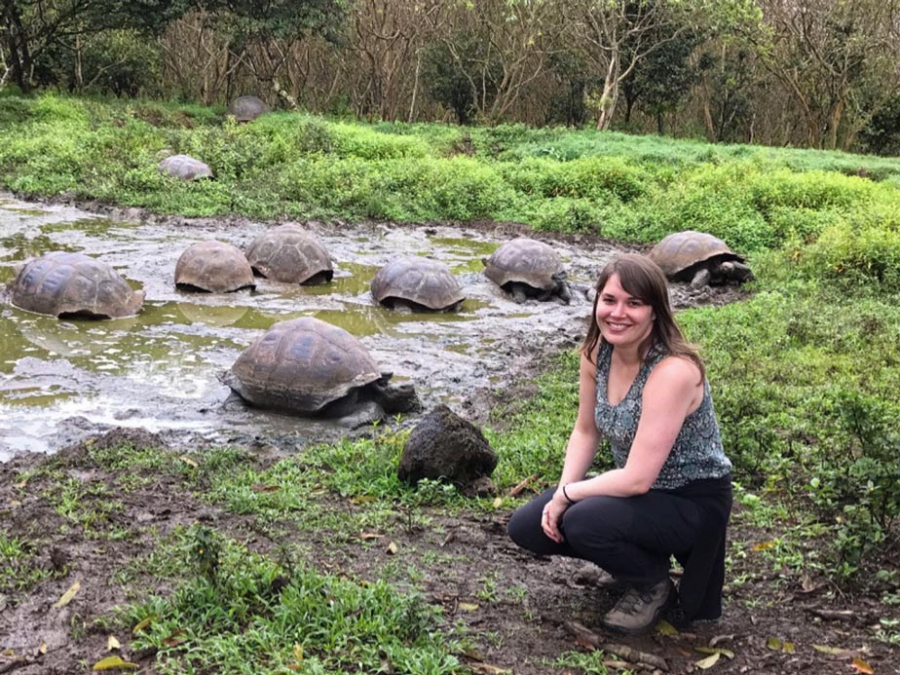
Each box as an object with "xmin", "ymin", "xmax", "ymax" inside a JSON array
[{"xmin": 121, "ymin": 526, "xmax": 464, "ymax": 675}]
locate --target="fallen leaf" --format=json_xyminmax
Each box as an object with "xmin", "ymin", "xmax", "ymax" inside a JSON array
[
  {"xmin": 752, "ymin": 540, "xmax": 778, "ymax": 551},
  {"xmin": 9, "ymin": 500, "xmax": 22, "ymax": 508},
  {"xmin": 38, "ymin": 643, "xmax": 47, "ymax": 655},
  {"xmin": 251, "ymin": 483, "xmax": 279, "ymax": 493},
  {"xmin": 351, "ymin": 495, "xmax": 376, "ymax": 504},
  {"xmin": 162, "ymin": 630, "xmax": 188, "ymax": 648},
  {"xmin": 386, "ymin": 541, "xmax": 398, "ymax": 555},
  {"xmin": 709, "ymin": 634, "xmax": 735, "ymax": 647},
  {"xmin": 782, "ymin": 641, "xmax": 795, "ymax": 654},
  {"xmin": 179, "ymin": 455, "xmax": 198, "ymax": 468},
  {"xmin": 359, "ymin": 532, "xmax": 384, "ymax": 540},
  {"xmin": 458, "ymin": 602, "xmax": 480, "ymax": 612},
  {"xmin": 1, "ymin": 649, "xmax": 15, "ymax": 657},
  {"xmin": 107, "ymin": 636, "xmax": 120, "ymax": 652},
  {"xmin": 695, "ymin": 647, "xmax": 735, "ymax": 660},
  {"xmin": 92, "ymin": 656, "xmax": 139, "ymax": 671},
  {"xmin": 132, "ymin": 616, "xmax": 153, "ymax": 634},
  {"xmin": 293, "ymin": 643, "xmax": 303, "ymax": 662},
  {"xmin": 655, "ymin": 619, "xmax": 679, "ymax": 636},
  {"xmin": 695, "ymin": 652, "xmax": 721, "ymax": 669},
  {"xmin": 766, "ymin": 637, "xmax": 783, "ymax": 651},
  {"xmin": 813, "ymin": 644, "xmax": 850, "ymax": 656},
  {"xmin": 14, "ymin": 477, "xmax": 29, "ymax": 489},
  {"xmin": 52, "ymin": 581, "xmax": 80, "ymax": 609},
  {"xmin": 468, "ymin": 664, "xmax": 511, "ymax": 674},
  {"xmin": 492, "ymin": 497, "xmax": 503, "ymax": 509},
  {"xmin": 851, "ymin": 657, "xmax": 874, "ymax": 674}
]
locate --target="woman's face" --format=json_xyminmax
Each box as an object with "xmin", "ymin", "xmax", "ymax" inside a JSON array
[{"xmin": 595, "ymin": 273, "xmax": 655, "ymax": 348}]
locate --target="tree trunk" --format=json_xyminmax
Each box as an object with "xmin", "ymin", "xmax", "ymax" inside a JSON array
[
  {"xmin": 595, "ymin": 52, "xmax": 619, "ymax": 130},
  {"xmin": 2, "ymin": 0, "xmax": 32, "ymax": 93}
]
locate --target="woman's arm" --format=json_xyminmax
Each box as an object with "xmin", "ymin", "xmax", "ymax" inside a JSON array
[
  {"xmin": 563, "ymin": 355, "xmax": 702, "ymax": 501},
  {"xmin": 542, "ymin": 352, "xmax": 602, "ymax": 542}
]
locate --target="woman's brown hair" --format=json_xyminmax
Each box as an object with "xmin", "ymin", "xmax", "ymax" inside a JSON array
[{"xmin": 581, "ymin": 253, "xmax": 705, "ymax": 379}]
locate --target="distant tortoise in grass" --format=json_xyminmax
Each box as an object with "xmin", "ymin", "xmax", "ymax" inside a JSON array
[
  {"xmin": 228, "ymin": 95, "xmax": 268, "ymax": 123},
  {"xmin": 371, "ymin": 257, "xmax": 464, "ymax": 312},
  {"xmin": 483, "ymin": 237, "xmax": 572, "ymax": 304},
  {"xmin": 647, "ymin": 230, "xmax": 753, "ymax": 289},
  {"xmin": 10, "ymin": 251, "xmax": 144, "ymax": 319},
  {"xmin": 175, "ymin": 240, "xmax": 255, "ymax": 293},
  {"xmin": 245, "ymin": 224, "xmax": 334, "ymax": 285},
  {"xmin": 222, "ymin": 317, "xmax": 421, "ymax": 425},
  {"xmin": 158, "ymin": 154, "xmax": 213, "ymax": 181}
]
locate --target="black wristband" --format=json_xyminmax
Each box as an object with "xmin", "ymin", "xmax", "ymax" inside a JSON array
[{"xmin": 562, "ymin": 484, "xmax": 576, "ymax": 505}]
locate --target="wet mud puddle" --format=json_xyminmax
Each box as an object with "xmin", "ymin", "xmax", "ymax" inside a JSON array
[{"xmin": 0, "ymin": 196, "xmax": 631, "ymax": 459}]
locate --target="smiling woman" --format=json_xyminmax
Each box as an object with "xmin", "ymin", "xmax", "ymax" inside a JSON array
[{"xmin": 508, "ymin": 253, "xmax": 733, "ymax": 636}]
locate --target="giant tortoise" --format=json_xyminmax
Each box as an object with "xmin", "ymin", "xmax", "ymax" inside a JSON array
[
  {"xmin": 483, "ymin": 237, "xmax": 571, "ymax": 303},
  {"xmin": 222, "ymin": 317, "xmax": 421, "ymax": 425},
  {"xmin": 245, "ymin": 224, "xmax": 333, "ymax": 285},
  {"xmin": 10, "ymin": 251, "xmax": 144, "ymax": 319},
  {"xmin": 228, "ymin": 95, "xmax": 268, "ymax": 123},
  {"xmin": 647, "ymin": 230, "xmax": 753, "ymax": 289},
  {"xmin": 371, "ymin": 257, "xmax": 464, "ymax": 311},
  {"xmin": 158, "ymin": 154, "xmax": 213, "ymax": 181},
  {"xmin": 175, "ymin": 240, "xmax": 255, "ymax": 293}
]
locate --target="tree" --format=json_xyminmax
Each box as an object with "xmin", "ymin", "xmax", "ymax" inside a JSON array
[
  {"xmin": 199, "ymin": 0, "xmax": 346, "ymax": 105},
  {"xmin": 1, "ymin": 0, "xmax": 186, "ymax": 93},
  {"xmin": 749, "ymin": 0, "xmax": 900, "ymax": 150},
  {"xmin": 620, "ymin": 13, "xmax": 701, "ymax": 132}
]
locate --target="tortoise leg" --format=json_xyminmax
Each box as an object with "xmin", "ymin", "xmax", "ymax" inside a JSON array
[
  {"xmin": 690, "ymin": 267, "xmax": 711, "ymax": 289},
  {"xmin": 512, "ymin": 285, "xmax": 528, "ymax": 304}
]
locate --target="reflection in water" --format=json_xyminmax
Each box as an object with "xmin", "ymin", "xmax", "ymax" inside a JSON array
[{"xmin": 178, "ymin": 303, "xmax": 249, "ymax": 327}]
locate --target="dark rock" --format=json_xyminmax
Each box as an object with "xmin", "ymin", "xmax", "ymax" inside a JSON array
[{"xmin": 398, "ymin": 405, "xmax": 497, "ymax": 491}]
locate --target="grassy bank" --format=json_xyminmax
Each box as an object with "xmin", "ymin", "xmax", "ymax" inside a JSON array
[{"xmin": 1, "ymin": 93, "xmax": 899, "ymax": 672}]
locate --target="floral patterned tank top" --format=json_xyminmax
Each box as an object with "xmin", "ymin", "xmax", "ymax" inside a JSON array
[{"xmin": 594, "ymin": 342, "xmax": 732, "ymax": 490}]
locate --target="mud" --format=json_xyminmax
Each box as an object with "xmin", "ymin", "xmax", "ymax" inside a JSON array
[{"xmin": 0, "ymin": 195, "xmax": 747, "ymax": 460}]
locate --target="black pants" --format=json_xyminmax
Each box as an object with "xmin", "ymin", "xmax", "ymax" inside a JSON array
[{"xmin": 508, "ymin": 487, "xmax": 703, "ymax": 588}]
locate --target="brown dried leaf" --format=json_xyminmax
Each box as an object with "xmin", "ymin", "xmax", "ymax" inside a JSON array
[
  {"xmin": 162, "ymin": 629, "xmax": 188, "ymax": 648},
  {"xmin": 386, "ymin": 541, "xmax": 399, "ymax": 555},
  {"xmin": 851, "ymin": 657, "xmax": 874, "ymax": 674},
  {"xmin": 251, "ymin": 483, "xmax": 279, "ymax": 493},
  {"xmin": 106, "ymin": 636, "xmax": 120, "ymax": 652},
  {"xmin": 359, "ymin": 532, "xmax": 384, "ymax": 540}
]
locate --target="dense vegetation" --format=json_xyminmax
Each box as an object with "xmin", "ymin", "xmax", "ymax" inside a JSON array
[
  {"xmin": 5, "ymin": 1, "xmax": 900, "ymax": 153},
  {"xmin": 1, "ymin": 93, "xmax": 899, "ymax": 671}
]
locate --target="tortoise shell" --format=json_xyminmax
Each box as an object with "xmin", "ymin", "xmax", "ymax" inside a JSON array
[
  {"xmin": 228, "ymin": 95, "xmax": 268, "ymax": 123},
  {"xmin": 483, "ymin": 237, "xmax": 564, "ymax": 292},
  {"xmin": 158, "ymin": 154, "xmax": 213, "ymax": 181},
  {"xmin": 227, "ymin": 317, "xmax": 381, "ymax": 413},
  {"xmin": 371, "ymin": 257, "xmax": 464, "ymax": 311},
  {"xmin": 10, "ymin": 251, "xmax": 144, "ymax": 319},
  {"xmin": 175, "ymin": 241, "xmax": 255, "ymax": 293},
  {"xmin": 647, "ymin": 230, "xmax": 743, "ymax": 280},
  {"xmin": 245, "ymin": 224, "xmax": 333, "ymax": 284}
]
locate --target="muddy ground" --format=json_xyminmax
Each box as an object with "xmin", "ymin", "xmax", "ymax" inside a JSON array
[
  {"xmin": 1, "ymin": 201, "xmax": 897, "ymax": 674},
  {"xmin": 1, "ymin": 426, "xmax": 897, "ymax": 675}
]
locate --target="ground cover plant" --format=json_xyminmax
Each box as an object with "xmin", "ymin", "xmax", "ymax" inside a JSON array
[{"xmin": 1, "ymin": 93, "xmax": 899, "ymax": 673}]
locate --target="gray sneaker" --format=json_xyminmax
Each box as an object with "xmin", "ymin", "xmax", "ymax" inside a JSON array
[{"xmin": 601, "ymin": 578, "xmax": 673, "ymax": 635}]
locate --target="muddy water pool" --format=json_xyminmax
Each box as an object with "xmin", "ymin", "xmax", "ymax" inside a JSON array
[{"xmin": 1, "ymin": 195, "xmax": 634, "ymax": 459}]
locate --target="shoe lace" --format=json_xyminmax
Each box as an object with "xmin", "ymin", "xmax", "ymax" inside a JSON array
[{"xmin": 615, "ymin": 586, "xmax": 654, "ymax": 615}]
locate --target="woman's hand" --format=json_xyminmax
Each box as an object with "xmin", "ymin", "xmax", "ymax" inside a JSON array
[{"xmin": 541, "ymin": 492, "xmax": 570, "ymax": 543}]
